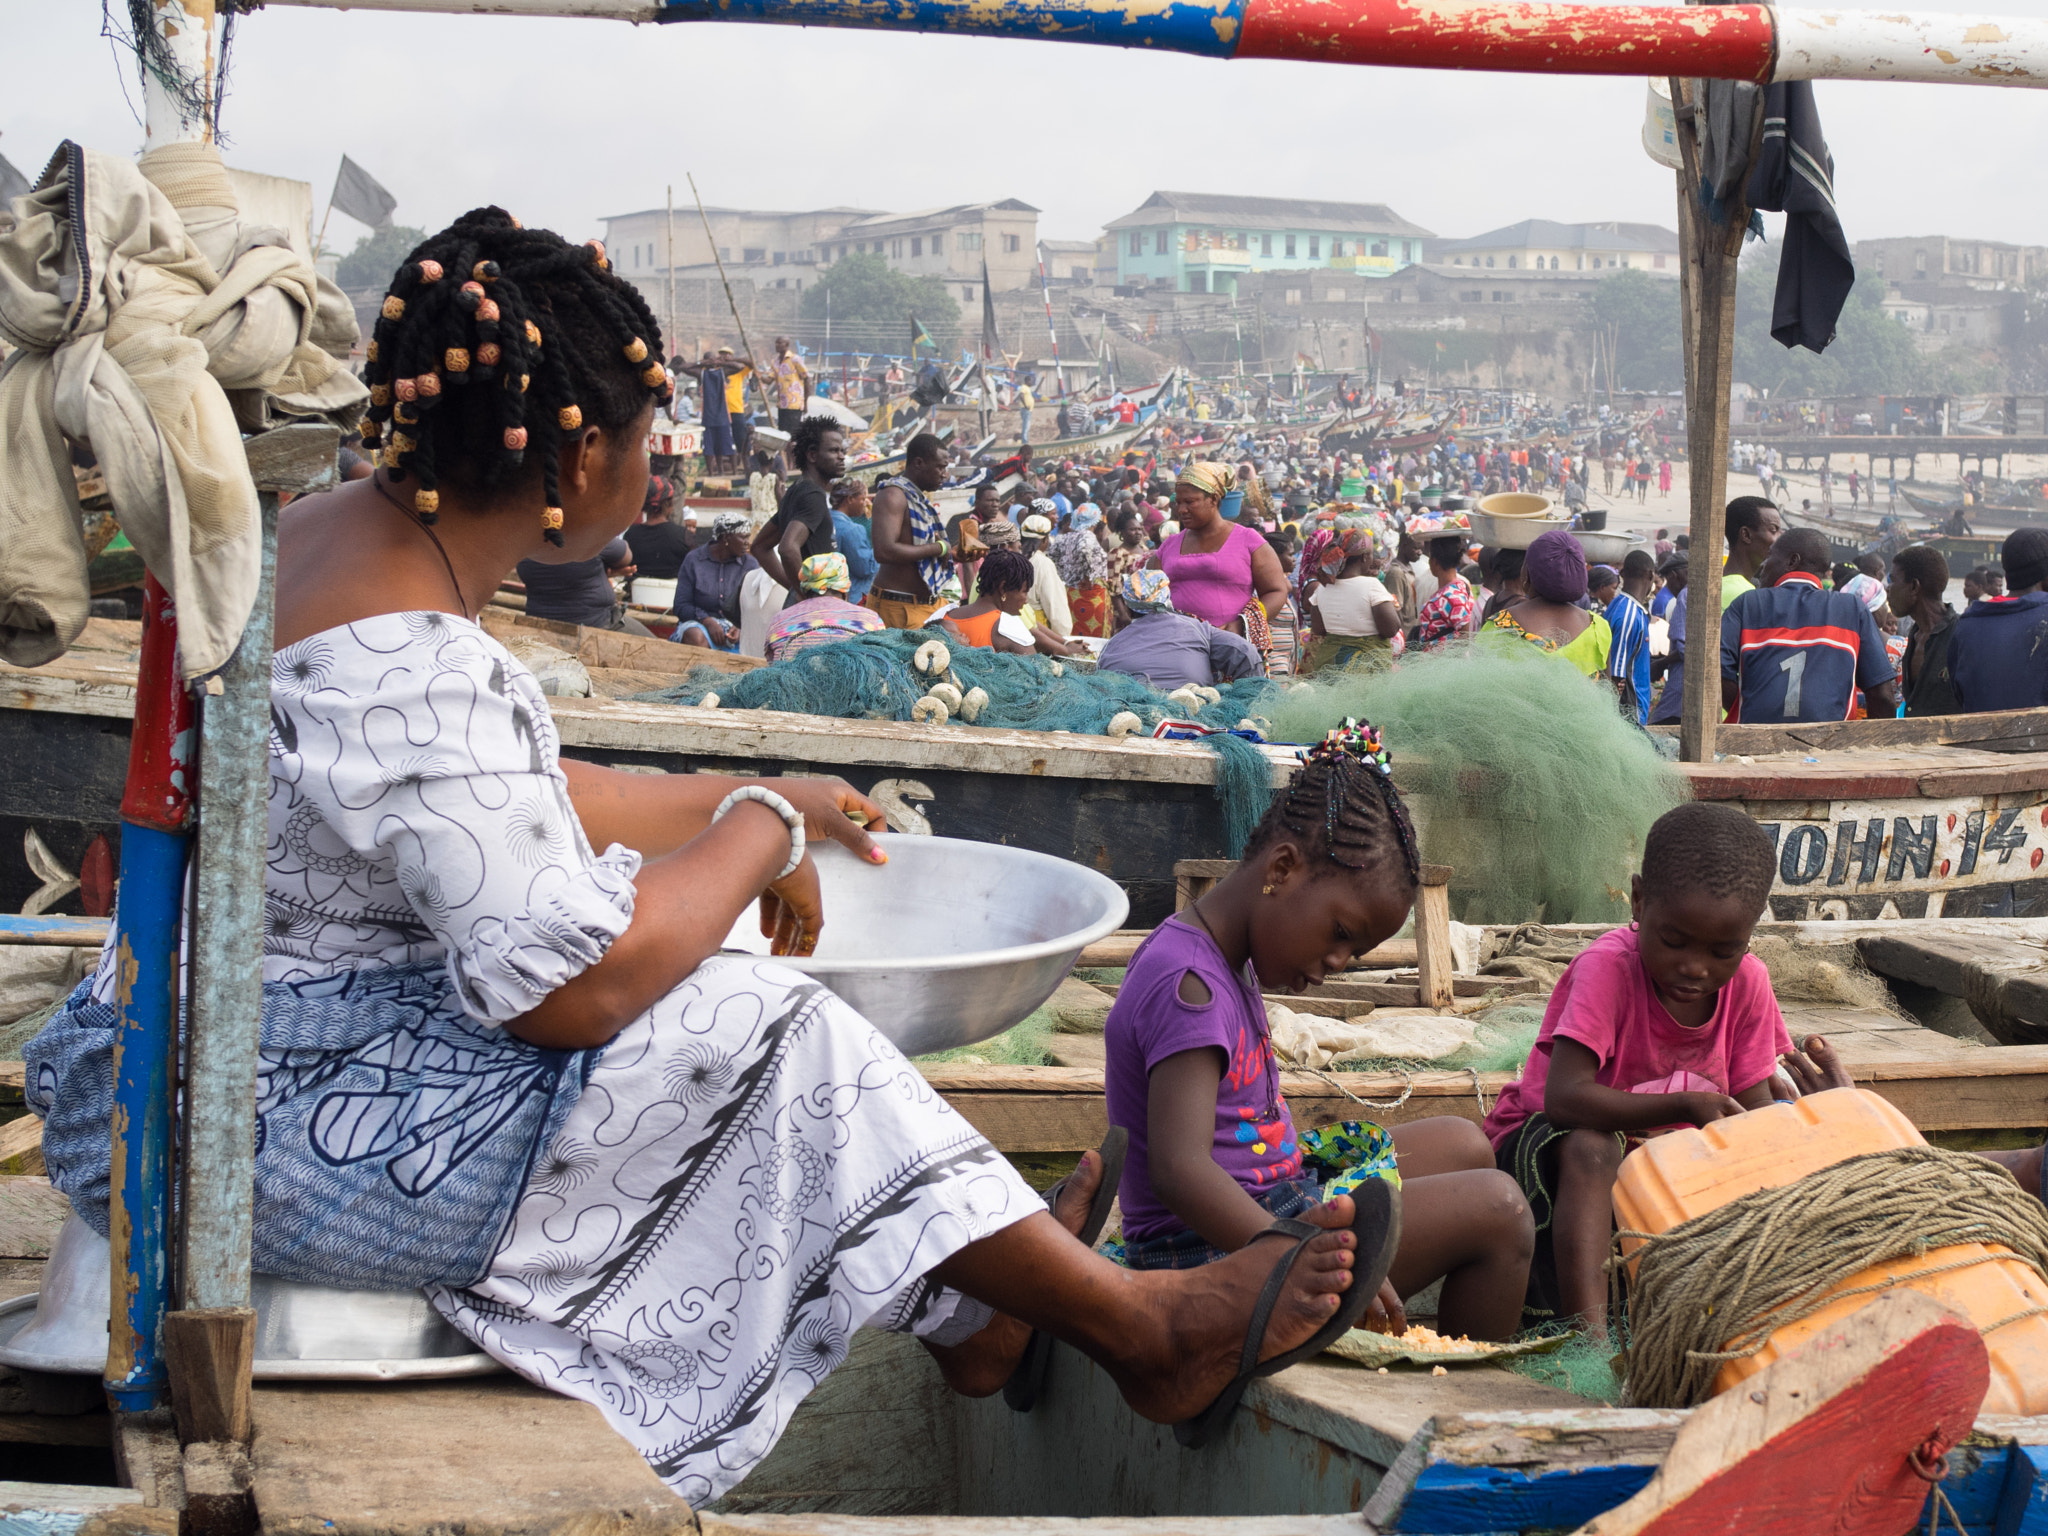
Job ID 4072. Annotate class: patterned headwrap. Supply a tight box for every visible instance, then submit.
[800,553,851,594]
[1176,461,1237,499]
[1029,497,1058,520]
[1319,527,1372,574]
[711,512,751,540]
[1840,572,1887,612]
[1071,502,1104,531]
[980,519,1021,550]
[1120,568,1172,613]
[1296,527,1335,590]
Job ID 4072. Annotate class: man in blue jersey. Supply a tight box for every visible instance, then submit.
[1592,552,1655,726]
[1721,528,1900,723]
[1949,528,2048,713]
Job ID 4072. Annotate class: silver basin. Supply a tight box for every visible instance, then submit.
[719,833,1129,1057]
[0,1215,498,1381]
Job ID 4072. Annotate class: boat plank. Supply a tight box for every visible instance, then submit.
[249,1378,692,1536]
[705,1520,1375,1535]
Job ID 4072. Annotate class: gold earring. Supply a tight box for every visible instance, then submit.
[1262,883,1275,895]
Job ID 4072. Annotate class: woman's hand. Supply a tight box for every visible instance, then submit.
[1363,1278,1407,1336]
[764,776,889,864]
[760,854,823,957]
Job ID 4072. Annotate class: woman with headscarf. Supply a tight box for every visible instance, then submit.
[1303,528,1402,675]
[1840,571,1908,707]
[671,512,761,650]
[1053,503,1113,639]
[1153,462,1292,669]
[1104,508,1150,593]
[765,553,887,662]
[1480,528,1612,683]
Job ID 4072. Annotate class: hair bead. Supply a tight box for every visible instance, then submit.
[445,348,471,373]
[558,405,582,431]
[417,260,444,282]
[472,260,500,283]
[366,339,379,362]
[524,320,542,346]
[414,488,440,519]
[358,421,381,446]
[585,239,608,269]
[477,343,502,366]
[393,402,418,425]
[517,373,530,393]
[640,363,666,388]
[394,377,417,402]
[504,427,528,451]
[416,372,442,398]
[476,298,500,323]
[380,295,406,320]
[389,432,416,457]
[458,281,485,310]
[623,337,648,363]
[542,506,565,547]
[370,384,391,406]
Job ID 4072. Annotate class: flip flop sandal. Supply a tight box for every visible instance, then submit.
[1173,1176,1402,1450]
[1003,1125,1130,1414]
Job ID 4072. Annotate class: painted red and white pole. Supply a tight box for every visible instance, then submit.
[259,0,2048,88]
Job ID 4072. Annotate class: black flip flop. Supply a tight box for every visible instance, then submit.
[1174,1176,1402,1450]
[1003,1125,1130,1413]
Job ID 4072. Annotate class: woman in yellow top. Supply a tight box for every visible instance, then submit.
[1481,529,1614,684]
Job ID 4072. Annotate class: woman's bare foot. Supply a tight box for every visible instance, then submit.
[1782,1034,1856,1095]
[1102,1196,1359,1425]
[924,1149,1108,1396]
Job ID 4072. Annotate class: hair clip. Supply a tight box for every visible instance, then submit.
[417,260,444,283]
[380,295,405,320]
[558,404,582,431]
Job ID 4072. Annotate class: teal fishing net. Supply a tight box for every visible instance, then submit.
[634,633,1688,914]
[633,630,1279,852]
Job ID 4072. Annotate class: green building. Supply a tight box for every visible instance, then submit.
[1104,190,1432,296]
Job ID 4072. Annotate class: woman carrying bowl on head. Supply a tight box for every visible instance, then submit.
[1152,462,1292,671]
[25,210,1378,1511]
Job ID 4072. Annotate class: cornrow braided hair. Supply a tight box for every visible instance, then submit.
[1245,717,1421,885]
[359,209,671,545]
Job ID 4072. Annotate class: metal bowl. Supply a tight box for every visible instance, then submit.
[1573,528,1649,566]
[719,834,1129,1057]
[1466,510,1572,549]
[0,1215,498,1381]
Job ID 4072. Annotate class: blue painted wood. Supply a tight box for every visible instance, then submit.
[0,914,110,945]
[656,0,1248,55]
[103,820,189,1412]
[1994,1444,2048,1536]
[1934,1442,2014,1535]
[1388,1461,1655,1533]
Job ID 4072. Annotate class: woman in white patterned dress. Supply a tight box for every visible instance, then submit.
[28,210,1374,1506]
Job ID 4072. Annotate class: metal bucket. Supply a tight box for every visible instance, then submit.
[719,834,1129,1057]
[0,1216,499,1381]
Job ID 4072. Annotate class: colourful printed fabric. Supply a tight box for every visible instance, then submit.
[766,594,885,661]
[771,353,808,410]
[1485,608,1611,679]
[878,475,954,599]
[1414,575,1477,648]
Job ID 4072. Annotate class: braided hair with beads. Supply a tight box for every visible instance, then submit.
[359,210,671,545]
[1244,718,1421,885]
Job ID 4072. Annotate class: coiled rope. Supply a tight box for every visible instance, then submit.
[1616,1146,2048,1409]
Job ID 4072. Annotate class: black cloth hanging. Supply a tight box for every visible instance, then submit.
[1745,81,1855,354]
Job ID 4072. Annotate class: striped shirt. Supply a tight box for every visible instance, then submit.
[1604,590,1652,726]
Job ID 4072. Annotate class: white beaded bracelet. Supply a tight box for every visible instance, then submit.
[712,785,807,881]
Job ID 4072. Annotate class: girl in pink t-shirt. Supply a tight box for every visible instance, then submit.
[1105,723,1535,1346]
[1483,802,1832,1338]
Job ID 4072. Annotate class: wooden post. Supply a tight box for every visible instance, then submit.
[1668,73,1763,764]
[1414,863,1456,1012]
[162,1307,256,1446]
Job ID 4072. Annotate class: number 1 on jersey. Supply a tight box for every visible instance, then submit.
[1780,648,1807,718]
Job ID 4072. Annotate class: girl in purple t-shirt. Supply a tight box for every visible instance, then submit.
[1105,724,1536,1344]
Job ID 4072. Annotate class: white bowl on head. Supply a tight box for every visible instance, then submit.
[1466,511,1572,549]
[719,834,1129,1057]
[1574,528,1649,566]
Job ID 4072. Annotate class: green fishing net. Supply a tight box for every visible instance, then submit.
[633,631,1687,913]
[1259,648,1690,924]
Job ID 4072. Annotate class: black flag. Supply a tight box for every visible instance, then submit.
[981,258,1000,362]
[330,155,397,230]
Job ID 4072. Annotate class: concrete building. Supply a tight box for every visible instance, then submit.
[1858,235,2046,289]
[1104,191,1432,295]
[1039,239,1099,285]
[1432,219,1678,274]
[602,199,1041,306]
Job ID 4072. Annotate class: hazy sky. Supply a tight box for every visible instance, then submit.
[9,0,2047,260]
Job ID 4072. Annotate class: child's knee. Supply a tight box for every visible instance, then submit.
[1439,1117,1496,1171]
[1560,1128,1625,1176]
[1476,1169,1536,1252]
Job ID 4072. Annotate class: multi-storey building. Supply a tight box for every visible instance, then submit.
[1432,219,1679,274]
[1103,191,1432,296]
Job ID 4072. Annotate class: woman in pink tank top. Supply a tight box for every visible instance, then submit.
[1154,463,1292,636]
